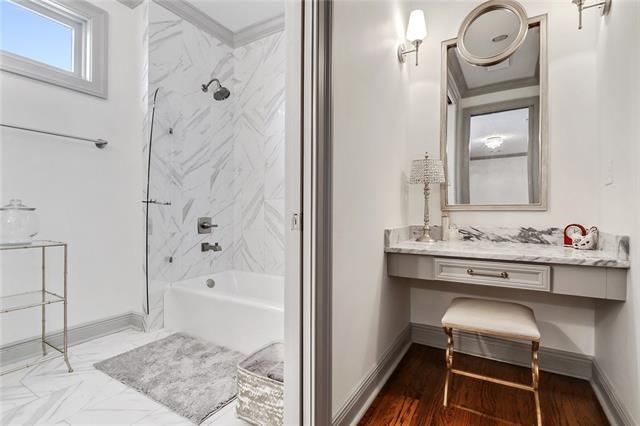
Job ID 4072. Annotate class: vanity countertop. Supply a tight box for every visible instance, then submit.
[385,239,629,268]
[384,226,630,269]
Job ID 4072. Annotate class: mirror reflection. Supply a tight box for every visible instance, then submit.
[443,22,545,208]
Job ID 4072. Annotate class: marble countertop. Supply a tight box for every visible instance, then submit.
[385,240,630,268]
[384,226,630,269]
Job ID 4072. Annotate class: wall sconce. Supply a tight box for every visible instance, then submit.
[572,0,611,29]
[398,10,427,66]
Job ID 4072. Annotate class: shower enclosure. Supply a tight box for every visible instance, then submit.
[142,1,286,340]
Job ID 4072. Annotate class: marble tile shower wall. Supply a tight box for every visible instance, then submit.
[144,3,285,328]
[232,31,286,276]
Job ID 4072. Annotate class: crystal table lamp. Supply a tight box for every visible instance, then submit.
[409,153,446,242]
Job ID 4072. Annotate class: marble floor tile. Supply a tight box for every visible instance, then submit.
[0,370,37,415]
[1,329,251,426]
[64,388,163,425]
[134,406,192,425]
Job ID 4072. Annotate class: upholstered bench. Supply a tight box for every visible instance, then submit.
[441,297,541,426]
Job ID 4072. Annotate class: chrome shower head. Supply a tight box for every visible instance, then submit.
[213,85,230,101]
[201,78,231,101]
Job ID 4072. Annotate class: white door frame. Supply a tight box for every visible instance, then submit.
[284,0,333,424]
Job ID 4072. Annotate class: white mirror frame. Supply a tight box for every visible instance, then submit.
[457,0,529,67]
[440,14,548,211]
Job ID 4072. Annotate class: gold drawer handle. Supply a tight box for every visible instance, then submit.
[466,268,509,279]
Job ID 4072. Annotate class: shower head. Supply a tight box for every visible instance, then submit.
[201,78,231,101]
[213,85,230,101]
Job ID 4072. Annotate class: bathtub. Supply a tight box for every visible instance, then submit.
[164,270,284,354]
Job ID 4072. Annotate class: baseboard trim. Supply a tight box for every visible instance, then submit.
[591,360,635,426]
[411,322,593,380]
[332,325,411,426]
[1,311,145,365]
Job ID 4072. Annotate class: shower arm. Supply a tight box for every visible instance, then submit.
[202,78,221,92]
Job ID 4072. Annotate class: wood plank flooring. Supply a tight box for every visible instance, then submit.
[359,344,608,426]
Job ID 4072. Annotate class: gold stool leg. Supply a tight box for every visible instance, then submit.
[532,341,541,426]
[443,327,454,407]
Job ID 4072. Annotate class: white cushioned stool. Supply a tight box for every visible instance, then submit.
[441,297,541,425]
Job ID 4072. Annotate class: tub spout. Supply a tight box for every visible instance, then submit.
[201,242,222,252]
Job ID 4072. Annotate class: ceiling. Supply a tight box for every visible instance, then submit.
[186,0,284,33]
[452,26,540,91]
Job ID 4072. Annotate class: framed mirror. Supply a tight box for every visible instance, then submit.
[440,7,547,211]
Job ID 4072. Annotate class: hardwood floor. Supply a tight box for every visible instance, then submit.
[359,344,608,426]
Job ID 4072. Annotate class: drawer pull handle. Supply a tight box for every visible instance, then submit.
[466,268,509,279]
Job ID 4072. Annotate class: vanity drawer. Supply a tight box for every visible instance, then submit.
[434,258,550,292]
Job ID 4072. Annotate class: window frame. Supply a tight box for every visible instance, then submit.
[1,0,108,98]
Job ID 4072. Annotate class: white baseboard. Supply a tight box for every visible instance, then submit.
[1,311,145,365]
[332,325,411,426]
[591,360,635,426]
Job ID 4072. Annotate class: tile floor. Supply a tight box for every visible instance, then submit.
[0,329,250,425]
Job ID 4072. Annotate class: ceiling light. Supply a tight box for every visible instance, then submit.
[484,136,504,149]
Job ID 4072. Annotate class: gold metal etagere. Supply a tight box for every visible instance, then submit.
[0,240,73,375]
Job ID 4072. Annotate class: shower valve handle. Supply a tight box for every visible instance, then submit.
[198,217,218,234]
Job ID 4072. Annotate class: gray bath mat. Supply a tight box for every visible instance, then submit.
[94,333,244,424]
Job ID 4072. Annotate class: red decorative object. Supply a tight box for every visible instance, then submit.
[564,224,586,246]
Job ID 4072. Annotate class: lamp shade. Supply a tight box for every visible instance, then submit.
[406,10,427,42]
[409,156,445,184]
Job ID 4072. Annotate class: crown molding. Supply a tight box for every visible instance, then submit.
[152,0,283,48]
[234,14,285,47]
[153,0,234,46]
[115,0,145,9]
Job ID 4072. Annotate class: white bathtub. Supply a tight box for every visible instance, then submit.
[164,270,284,354]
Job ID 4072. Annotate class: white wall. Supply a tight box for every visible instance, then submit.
[593,0,640,422]
[0,1,146,344]
[403,0,604,356]
[331,0,412,417]
[406,0,601,227]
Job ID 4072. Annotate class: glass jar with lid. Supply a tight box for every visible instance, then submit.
[0,199,39,245]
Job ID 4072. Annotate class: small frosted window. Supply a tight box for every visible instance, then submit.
[1,0,74,72]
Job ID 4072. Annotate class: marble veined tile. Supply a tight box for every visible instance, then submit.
[0,371,37,415]
[145,3,285,285]
[0,329,256,426]
[264,199,285,276]
[64,388,163,425]
[134,406,191,425]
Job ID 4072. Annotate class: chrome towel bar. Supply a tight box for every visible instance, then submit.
[1,123,108,149]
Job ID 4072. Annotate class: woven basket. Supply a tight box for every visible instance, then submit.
[236,342,284,426]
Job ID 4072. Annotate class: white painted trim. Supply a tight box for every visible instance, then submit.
[591,360,635,426]
[152,0,283,48]
[0,0,108,98]
[115,0,144,9]
[332,326,412,426]
[152,0,234,46]
[0,311,144,365]
[411,322,593,380]
[234,14,285,47]
[283,1,304,425]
